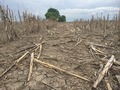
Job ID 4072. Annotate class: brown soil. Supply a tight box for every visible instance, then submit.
[0,23,120,90]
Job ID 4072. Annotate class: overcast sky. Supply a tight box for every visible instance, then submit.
[1,0,120,21]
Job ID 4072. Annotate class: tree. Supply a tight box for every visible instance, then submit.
[45,8,60,21]
[58,15,66,22]
[45,8,66,22]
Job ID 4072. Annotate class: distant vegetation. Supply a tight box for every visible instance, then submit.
[58,15,66,22]
[0,5,119,44]
[45,8,66,22]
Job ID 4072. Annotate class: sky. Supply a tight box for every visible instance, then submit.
[1,0,120,21]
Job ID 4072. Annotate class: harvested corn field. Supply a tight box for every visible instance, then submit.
[0,4,120,90]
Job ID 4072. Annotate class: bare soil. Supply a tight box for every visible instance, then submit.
[0,22,120,90]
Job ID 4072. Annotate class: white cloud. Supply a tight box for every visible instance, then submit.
[60,7,119,15]
[4,0,120,21]
[60,7,120,21]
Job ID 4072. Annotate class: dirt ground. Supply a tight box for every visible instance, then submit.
[0,23,120,90]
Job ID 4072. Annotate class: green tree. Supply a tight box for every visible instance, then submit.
[58,15,66,22]
[45,8,60,21]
